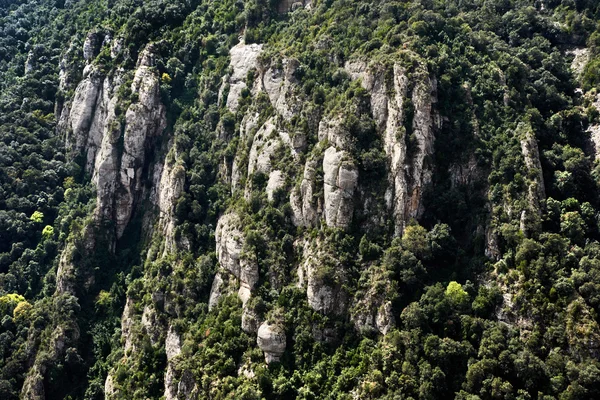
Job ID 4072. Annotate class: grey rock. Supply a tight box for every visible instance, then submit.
[214,213,258,305]
[266,170,285,202]
[257,322,286,363]
[262,58,300,120]
[323,146,358,229]
[345,60,435,236]
[223,42,263,111]
[291,158,320,227]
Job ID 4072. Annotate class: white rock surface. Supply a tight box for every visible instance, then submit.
[212,213,258,306]
[152,157,185,255]
[242,306,262,334]
[323,147,358,229]
[520,125,546,206]
[83,31,100,61]
[567,47,589,78]
[247,117,279,177]
[208,272,226,310]
[318,115,349,149]
[291,158,320,227]
[223,42,263,111]
[297,238,348,315]
[266,170,285,202]
[262,58,300,120]
[257,322,286,364]
[164,325,183,400]
[345,60,435,235]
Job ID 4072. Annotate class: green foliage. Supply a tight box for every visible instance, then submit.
[1,0,600,399]
[445,281,469,306]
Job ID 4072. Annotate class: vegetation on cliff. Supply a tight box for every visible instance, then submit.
[1,1,600,399]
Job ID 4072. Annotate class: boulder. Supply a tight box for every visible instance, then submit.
[257,322,286,364]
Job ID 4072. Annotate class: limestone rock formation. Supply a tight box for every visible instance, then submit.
[266,170,285,202]
[212,213,258,306]
[297,239,349,315]
[345,60,436,235]
[223,41,263,111]
[261,58,300,120]
[323,147,358,229]
[151,154,185,255]
[291,158,320,227]
[351,264,396,335]
[164,325,183,400]
[247,117,279,178]
[257,322,286,363]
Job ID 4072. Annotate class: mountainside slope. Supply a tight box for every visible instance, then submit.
[1,0,600,399]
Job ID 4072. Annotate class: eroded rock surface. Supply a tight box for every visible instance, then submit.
[223,42,263,111]
[323,147,358,229]
[257,322,286,363]
[213,213,258,306]
[345,60,435,235]
[291,158,320,227]
[262,58,300,120]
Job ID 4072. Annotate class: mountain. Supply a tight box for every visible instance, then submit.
[1,0,600,399]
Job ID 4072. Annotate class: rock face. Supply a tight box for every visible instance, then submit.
[212,213,258,305]
[115,47,167,237]
[164,325,182,400]
[222,41,263,111]
[346,60,436,235]
[62,42,167,239]
[247,117,279,178]
[290,158,320,227]
[323,146,358,229]
[151,156,185,255]
[519,124,545,234]
[351,264,396,335]
[257,322,286,363]
[278,0,311,13]
[266,170,285,202]
[567,47,589,79]
[83,31,102,61]
[297,239,348,315]
[261,58,300,120]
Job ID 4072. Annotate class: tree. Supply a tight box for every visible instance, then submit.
[445,281,469,306]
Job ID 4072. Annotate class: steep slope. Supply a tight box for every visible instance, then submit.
[1,1,600,399]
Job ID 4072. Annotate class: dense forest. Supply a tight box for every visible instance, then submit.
[1,0,600,399]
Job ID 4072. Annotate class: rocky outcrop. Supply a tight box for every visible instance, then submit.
[266,170,285,202]
[518,124,545,234]
[222,41,263,111]
[115,47,167,237]
[520,126,545,202]
[122,297,136,353]
[323,147,358,229]
[164,325,182,400]
[291,158,320,227]
[318,115,350,149]
[567,47,589,79]
[211,213,258,306]
[21,367,45,400]
[83,31,102,61]
[141,305,163,346]
[62,43,167,239]
[297,238,348,315]
[247,117,279,178]
[261,58,300,120]
[278,0,311,13]
[351,265,396,335]
[345,59,436,235]
[257,322,286,364]
[242,305,262,334]
[151,153,185,255]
